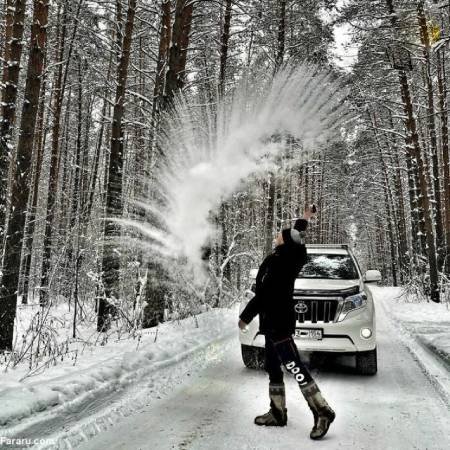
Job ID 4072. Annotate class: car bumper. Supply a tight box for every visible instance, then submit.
[239,305,376,353]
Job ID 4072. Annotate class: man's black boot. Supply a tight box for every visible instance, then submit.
[254,383,287,426]
[300,381,335,439]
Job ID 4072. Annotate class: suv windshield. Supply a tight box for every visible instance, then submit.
[299,254,359,280]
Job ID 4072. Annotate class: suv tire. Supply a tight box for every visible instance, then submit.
[356,347,377,375]
[241,345,265,369]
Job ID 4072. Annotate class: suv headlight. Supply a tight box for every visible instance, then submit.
[338,292,367,322]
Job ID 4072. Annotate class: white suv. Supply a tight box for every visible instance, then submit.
[239,244,379,375]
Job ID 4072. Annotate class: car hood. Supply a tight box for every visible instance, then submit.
[294,278,361,294]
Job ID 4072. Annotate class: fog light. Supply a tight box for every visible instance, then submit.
[361,327,372,339]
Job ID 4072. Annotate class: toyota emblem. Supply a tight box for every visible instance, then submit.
[295,302,308,314]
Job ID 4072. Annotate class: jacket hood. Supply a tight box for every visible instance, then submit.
[275,240,302,254]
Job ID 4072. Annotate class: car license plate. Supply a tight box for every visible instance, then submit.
[294,328,323,340]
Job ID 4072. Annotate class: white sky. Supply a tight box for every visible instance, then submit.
[329,0,360,72]
[332,22,359,71]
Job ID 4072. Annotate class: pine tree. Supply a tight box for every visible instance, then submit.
[0,0,49,351]
[98,0,138,331]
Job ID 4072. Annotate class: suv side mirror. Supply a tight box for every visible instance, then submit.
[364,269,382,283]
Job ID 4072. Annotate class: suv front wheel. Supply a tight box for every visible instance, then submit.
[241,345,265,369]
[356,347,377,375]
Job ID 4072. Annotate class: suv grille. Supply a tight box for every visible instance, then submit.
[293,296,340,323]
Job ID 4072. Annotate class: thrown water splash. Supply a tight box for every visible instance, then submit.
[123,65,350,285]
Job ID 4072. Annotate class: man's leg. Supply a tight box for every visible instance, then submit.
[254,337,287,426]
[270,336,313,386]
[271,336,335,440]
[265,335,284,384]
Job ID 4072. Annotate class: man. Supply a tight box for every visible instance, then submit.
[238,205,335,440]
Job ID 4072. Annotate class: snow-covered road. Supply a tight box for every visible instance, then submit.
[71,291,450,450]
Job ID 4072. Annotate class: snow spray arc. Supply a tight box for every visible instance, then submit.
[119,64,351,286]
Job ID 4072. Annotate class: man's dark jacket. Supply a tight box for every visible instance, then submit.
[239,219,308,337]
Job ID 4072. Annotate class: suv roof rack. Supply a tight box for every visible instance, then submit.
[306,244,349,249]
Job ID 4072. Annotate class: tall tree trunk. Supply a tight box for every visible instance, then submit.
[98,0,137,332]
[164,0,193,100]
[1,0,14,101]
[399,71,439,301]
[21,53,48,304]
[85,48,114,221]
[382,110,408,280]
[0,0,49,351]
[437,48,450,274]
[264,174,276,255]
[142,0,193,328]
[391,133,409,280]
[274,0,287,233]
[154,0,172,106]
[385,0,439,302]
[370,111,398,285]
[80,82,93,217]
[264,0,286,256]
[417,2,445,269]
[115,0,124,63]
[218,0,232,97]
[68,56,84,271]
[0,0,25,244]
[275,0,286,71]
[40,0,84,305]
[38,2,67,305]
[217,0,233,281]
[149,0,171,161]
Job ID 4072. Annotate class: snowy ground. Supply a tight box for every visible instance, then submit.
[374,286,450,371]
[1,287,449,449]
[0,307,237,448]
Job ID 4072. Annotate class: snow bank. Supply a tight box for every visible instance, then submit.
[378,286,450,322]
[0,306,237,429]
[373,286,450,365]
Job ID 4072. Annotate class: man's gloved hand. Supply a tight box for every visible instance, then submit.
[303,204,317,220]
[238,319,248,332]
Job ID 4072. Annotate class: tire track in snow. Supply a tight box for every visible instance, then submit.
[7,333,236,449]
